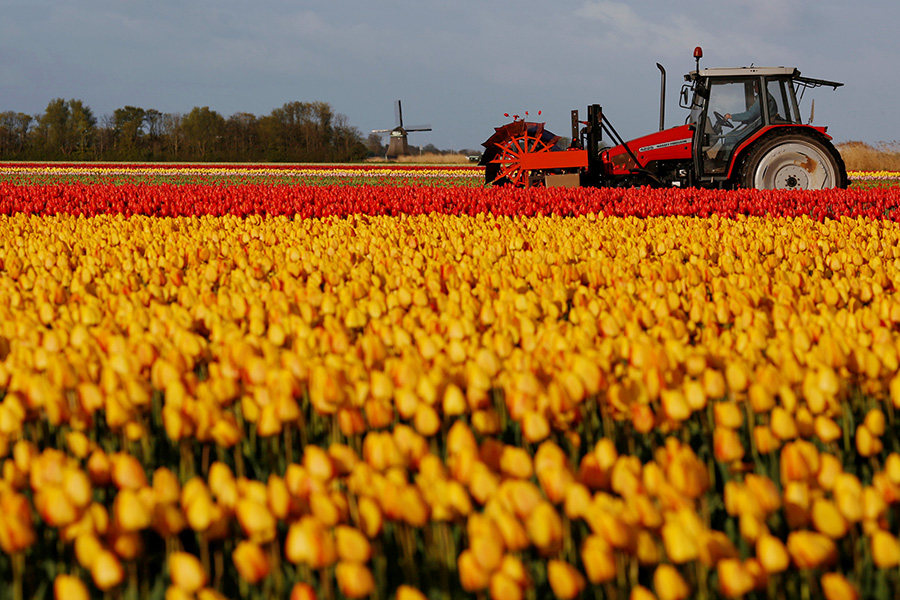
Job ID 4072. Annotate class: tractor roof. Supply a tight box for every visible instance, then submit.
[685,66,843,89]
[691,66,798,78]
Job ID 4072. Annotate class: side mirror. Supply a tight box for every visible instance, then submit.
[679,85,691,109]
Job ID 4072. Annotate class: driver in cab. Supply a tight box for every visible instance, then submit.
[724,81,778,125]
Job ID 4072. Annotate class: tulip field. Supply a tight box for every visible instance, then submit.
[4,163,900,600]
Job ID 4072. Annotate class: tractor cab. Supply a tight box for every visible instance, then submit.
[681,56,844,183]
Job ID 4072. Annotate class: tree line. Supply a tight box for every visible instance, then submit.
[0,99,374,162]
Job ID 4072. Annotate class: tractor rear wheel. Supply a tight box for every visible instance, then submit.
[739,131,848,190]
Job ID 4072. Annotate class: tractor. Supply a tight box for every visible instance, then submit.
[480,47,848,190]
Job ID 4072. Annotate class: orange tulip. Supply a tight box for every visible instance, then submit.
[499,446,533,480]
[547,560,585,600]
[236,498,277,543]
[113,488,152,532]
[713,428,745,463]
[821,572,858,600]
[582,535,616,584]
[811,498,848,539]
[335,561,375,599]
[856,424,883,457]
[289,582,318,600]
[396,585,427,600]
[458,549,490,591]
[0,492,36,554]
[526,501,563,556]
[653,564,689,600]
[630,586,657,600]
[284,516,336,569]
[90,549,124,591]
[54,574,89,600]
[787,531,836,570]
[490,571,522,600]
[110,452,147,490]
[756,534,789,574]
[871,530,900,568]
[335,525,372,564]
[356,495,383,539]
[233,540,270,584]
[169,551,208,593]
[717,559,755,598]
[74,533,104,569]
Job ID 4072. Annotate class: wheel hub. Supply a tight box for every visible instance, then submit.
[772,165,810,190]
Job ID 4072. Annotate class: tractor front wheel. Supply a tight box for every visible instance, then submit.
[740,131,847,190]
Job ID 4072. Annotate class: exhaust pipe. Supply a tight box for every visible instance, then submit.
[657,63,666,131]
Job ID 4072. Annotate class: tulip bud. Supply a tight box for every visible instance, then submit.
[90,549,124,591]
[500,446,533,480]
[54,574,89,600]
[285,516,336,569]
[871,530,900,568]
[769,407,798,441]
[521,411,550,444]
[169,551,208,593]
[547,560,585,600]
[335,561,375,599]
[756,534,789,574]
[581,535,616,584]
[811,498,848,539]
[86,449,112,486]
[630,586,657,600]
[714,428,745,463]
[787,530,836,569]
[653,564,689,600]
[458,549,490,591]
[856,424,883,457]
[717,558,755,598]
[753,425,781,454]
[489,570,522,600]
[864,409,886,436]
[233,541,270,584]
[396,585,427,600]
[821,572,858,600]
[713,402,743,429]
[289,583,317,600]
[526,502,563,556]
[113,488,152,532]
[335,525,372,564]
[110,452,147,490]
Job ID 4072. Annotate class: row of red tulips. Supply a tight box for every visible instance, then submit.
[2,183,900,219]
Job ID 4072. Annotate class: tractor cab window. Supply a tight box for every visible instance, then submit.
[699,78,766,175]
[767,78,800,124]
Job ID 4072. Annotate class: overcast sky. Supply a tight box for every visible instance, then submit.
[1,1,896,151]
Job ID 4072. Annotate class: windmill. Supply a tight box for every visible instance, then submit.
[372,100,432,159]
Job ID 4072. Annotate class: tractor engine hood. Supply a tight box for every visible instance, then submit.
[603,124,693,173]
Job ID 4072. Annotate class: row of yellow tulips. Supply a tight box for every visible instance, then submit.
[2,212,900,599]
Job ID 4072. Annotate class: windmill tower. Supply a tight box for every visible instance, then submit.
[372,100,432,159]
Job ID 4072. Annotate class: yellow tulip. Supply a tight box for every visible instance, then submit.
[821,572,858,600]
[233,540,270,585]
[547,560,585,600]
[871,530,900,568]
[335,561,375,599]
[653,564,689,600]
[756,534,789,574]
[54,574,89,600]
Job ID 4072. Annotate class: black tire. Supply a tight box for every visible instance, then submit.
[739,130,848,190]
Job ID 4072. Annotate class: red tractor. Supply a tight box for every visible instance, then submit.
[480,48,847,190]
